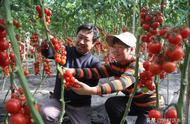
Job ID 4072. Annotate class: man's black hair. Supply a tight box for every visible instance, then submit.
[77,23,99,43]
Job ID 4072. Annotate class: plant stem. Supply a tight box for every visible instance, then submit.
[3,0,44,123]
[57,65,65,124]
[176,43,190,124]
[120,35,140,124]
[155,76,160,108]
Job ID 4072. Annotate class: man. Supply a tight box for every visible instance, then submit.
[40,23,101,124]
[67,32,158,124]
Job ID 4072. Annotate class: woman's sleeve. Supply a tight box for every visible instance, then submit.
[97,68,136,95]
[74,63,124,79]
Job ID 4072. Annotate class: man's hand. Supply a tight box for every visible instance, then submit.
[70,81,97,95]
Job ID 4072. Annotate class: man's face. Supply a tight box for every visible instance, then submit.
[75,29,95,54]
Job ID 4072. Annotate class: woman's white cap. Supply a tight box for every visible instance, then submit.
[106,32,136,47]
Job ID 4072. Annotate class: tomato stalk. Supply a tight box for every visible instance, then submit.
[57,65,65,124]
[38,0,66,123]
[155,76,160,108]
[120,1,139,123]
[184,2,190,123]
[3,0,44,123]
[176,42,190,124]
[120,34,140,124]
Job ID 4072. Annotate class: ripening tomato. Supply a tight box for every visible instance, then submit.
[5,98,21,114]
[148,109,162,119]
[9,113,28,124]
[162,62,176,73]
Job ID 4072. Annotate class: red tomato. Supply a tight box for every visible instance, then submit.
[148,109,162,119]
[55,57,61,63]
[157,16,164,24]
[70,77,76,84]
[151,22,160,29]
[24,70,30,77]
[149,63,162,75]
[180,27,190,39]
[44,8,52,16]
[0,38,9,51]
[51,38,58,45]
[5,98,21,114]
[145,15,152,22]
[165,49,173,60]
[142,24,150,31]
[144,80,155,91]
[9,52,15,60]
[148,42,162,54]
[171,47,184,61]
[162,62,176,73]
[0,58,10,67]
[143,61,151,71]
[9,113,28,124]
[165,107,177,119]
[168,34,182,45]
[160,28,167,36]
[0,51,8,60]
[36,5,41,13]
[0,29,7,38]
[64,70,73,78]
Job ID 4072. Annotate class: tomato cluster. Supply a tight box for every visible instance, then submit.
[33,52,41,75]
[51,37,67,65]
[63,70,81,89]
[36,5,52,25]
[0,19,17,76]
[139,8,190,90]
[42,57,52,76]
[5,87,40,124]
[148,107,178,124]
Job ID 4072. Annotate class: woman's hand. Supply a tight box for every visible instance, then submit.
[70,81,97,95]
